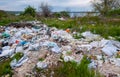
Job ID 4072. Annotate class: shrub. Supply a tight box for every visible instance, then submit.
[108,8,120,16]
[22,6,36,17]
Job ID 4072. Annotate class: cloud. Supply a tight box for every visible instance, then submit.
[0,0,93,11]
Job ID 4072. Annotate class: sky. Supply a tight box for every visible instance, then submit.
[0,0,93,12]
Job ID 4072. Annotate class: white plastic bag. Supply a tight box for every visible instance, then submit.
[102,45,118,56]
[37,62,47,69]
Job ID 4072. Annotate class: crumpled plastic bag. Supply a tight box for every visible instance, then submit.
[88,61,97,69]
[28,43,40,51]
[15,46,23,52]
[64,56,74,62]
[81,31,101,41]
[2,32,10,38]
[0,49,14,57]
[51,46,61,53]
[2,46,10,50]
[36,62,47,69]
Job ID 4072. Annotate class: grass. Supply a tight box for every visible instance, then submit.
[0,52,24,76]
[0,15,35,26]
[40,17,120,41]
[39,58,44,61]
[0,59,13,77]
[11,52,24,61]
[1,15,120,41]
[35,56,103,77]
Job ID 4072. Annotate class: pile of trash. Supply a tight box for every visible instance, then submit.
[1,21,120,77]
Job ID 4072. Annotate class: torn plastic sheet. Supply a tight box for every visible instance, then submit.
[81,31,101,41]
[101,45,119,56]
[43,42,61,53]
[51,46,61,53]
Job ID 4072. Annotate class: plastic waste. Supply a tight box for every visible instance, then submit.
[66,29,70,33]
[62,46,72,51]
[51,46,61,53]
[2,41,9,47]
[81,31,101,41]
[47,42,57,47]
[2,46,10,50]
[45,42,61,53]
[101,45,119,56]
[28,43,40,51]
[0,49,14,57]
[19,41,27,46]
[37,62,47,69]
[15,46,23,52]
[88,61,97,69]
[0,49,2,54]
[90,41,100,48]
[10,59,17,68]
[15,40,20,44]
[10,55,28,68]
[114,58,120,67]
[58,17,65,21]
[2,32,10,38]
[79,44,92,51]
[64,56,74,62]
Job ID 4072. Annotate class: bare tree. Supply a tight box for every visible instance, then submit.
[39,2,52,17]
[91,0,120,16]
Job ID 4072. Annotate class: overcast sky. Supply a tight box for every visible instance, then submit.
[0,0,93,11]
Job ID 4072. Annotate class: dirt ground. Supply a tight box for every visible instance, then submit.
[12,49,48,77]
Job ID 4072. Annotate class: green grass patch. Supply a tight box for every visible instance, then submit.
[0,52,24,76]
[11,52,24,61]
[0,59,13,76]
[39,58,44,61]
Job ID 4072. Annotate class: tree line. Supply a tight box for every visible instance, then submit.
[1,1,120,18]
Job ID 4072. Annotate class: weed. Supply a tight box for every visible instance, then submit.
[39,58,44,61]
[11,52,24,61]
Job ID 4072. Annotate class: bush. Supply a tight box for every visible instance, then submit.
[60,11,70,17]
[53,12,61,18]
[53,11,70,18]
[0,10,8,17]
[108,9,120,16]
[21,6,36,17]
